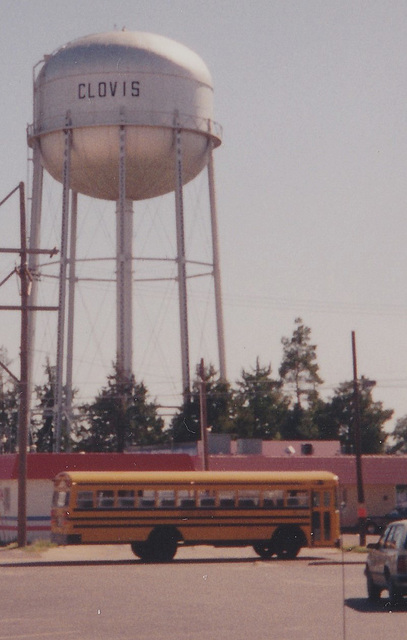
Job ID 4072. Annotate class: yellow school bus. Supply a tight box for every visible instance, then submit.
[51,470,340,561]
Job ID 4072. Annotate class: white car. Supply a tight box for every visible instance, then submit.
[365,519,407,605]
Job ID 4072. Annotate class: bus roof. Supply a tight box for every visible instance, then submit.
[54,470,338,486]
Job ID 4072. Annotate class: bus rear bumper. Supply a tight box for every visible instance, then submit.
[51,533,82,545]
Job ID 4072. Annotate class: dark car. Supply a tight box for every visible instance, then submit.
[365,520,407,605]
[365,506,407,535]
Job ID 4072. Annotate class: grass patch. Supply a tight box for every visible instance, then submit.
[24,539,57,553]
[342,545,368,553]
[0,541,18,551]
[0,539,57,553]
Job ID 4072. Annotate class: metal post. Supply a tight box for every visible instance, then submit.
[207,143,227,380]
[18,182,29,548]
[199,358,209,470]
[116,123,134,381]
[352,331,366,546]
[174,119,191,400]
[54,116,72,451]
[27,142,43,421]
[65,191,78,449]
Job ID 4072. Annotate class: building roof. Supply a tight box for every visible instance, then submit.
[0,453,193,480]
[261,440,341,457]
[204,455,407,486]
[1,451,406,486]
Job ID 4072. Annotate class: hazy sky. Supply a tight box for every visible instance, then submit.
[1,1,407,431]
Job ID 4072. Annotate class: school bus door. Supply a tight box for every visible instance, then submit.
[311,490,332,545]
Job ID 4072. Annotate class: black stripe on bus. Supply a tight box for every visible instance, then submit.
[69,513,309,523]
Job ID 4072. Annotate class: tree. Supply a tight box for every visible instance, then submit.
[324,377,392,454]
[0,347,19,453]
[388,415,407,454]
[32,360,56,452]
[170,364,234,443]
[79,364,167,452]
[31,359,73,452]
[279,318,323,409]
[233,359,289,440]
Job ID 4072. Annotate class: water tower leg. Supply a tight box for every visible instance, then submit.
[27,142,44,422]
[116,124,133,382]
[65,190,78,449]
[54,120,72,452]
[207,143,227,381]
[174,123,191,400]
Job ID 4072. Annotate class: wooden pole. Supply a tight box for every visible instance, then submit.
[352,331,366,546]
[0,182,58,547]
[17,182,28,547]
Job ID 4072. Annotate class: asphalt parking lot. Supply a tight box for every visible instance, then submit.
[3,534,405,640]
[0,533,367,566]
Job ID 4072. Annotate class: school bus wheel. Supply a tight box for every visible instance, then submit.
[253,542,274,559]
[143,526,180,562]
[272,526,306,559]
[130,541,150,560]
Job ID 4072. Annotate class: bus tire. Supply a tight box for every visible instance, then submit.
[145,527,179,562]
[131,542,149,561]
[253,542,274,559]
[272,526,304,559]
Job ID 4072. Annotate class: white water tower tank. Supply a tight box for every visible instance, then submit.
[29,31,222,200]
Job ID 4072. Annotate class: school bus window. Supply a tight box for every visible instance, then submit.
[263,489,284,508]
[97,490,114,508]
[117,490,135,508]
[324,491,331,508]
[198,489,216,508]
[312,512,321,541]
[139,490,155,508]
[77,491,94,509]
[324,512,331,539]
[313,492,320,508]
[219,490,235,508]
[177,489,195,508]
[238,489,260,508]
[158,489,175,508]
[287,491,309,508]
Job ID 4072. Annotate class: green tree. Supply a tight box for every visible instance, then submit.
[170,364,234,443]
[233,359,289,440]
[0,347,19,453]
[31,359,73,452]
[279,318,323,409]
[386,415,407,454]
[324,377,392,454]
[80,364,167,452]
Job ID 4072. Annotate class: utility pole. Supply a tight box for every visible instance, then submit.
[0,182,58,546]
[351,331,366,547]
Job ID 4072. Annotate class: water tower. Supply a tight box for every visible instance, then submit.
[27,31,226,450]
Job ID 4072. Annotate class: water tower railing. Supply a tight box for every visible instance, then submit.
[28,112,222,145]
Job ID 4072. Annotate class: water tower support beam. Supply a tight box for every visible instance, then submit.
[207,143,227,381]
[174,122,191,400]
[116,123,133,381]
[27,142,44,413]
[54,116,72,452]
[65,190,78,449]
